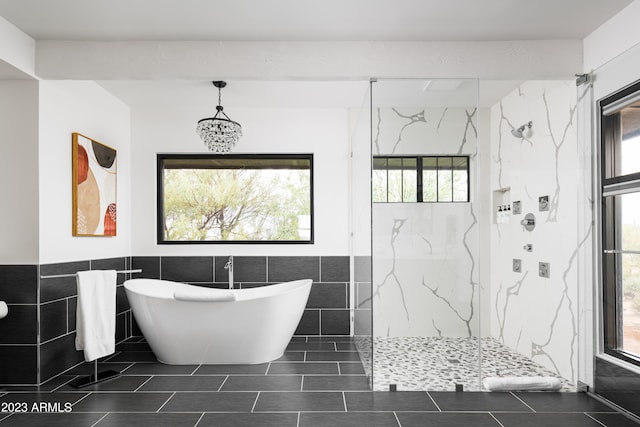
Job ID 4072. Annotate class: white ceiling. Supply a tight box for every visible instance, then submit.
[0,0,632,42]
[0,0,632,108]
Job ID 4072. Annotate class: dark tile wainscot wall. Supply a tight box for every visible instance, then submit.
[0,265,38,385]
[0,258,135,386]
[0,255,350,386]
[131,255,351,336]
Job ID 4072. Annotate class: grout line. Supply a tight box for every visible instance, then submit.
[489,412,506,427]
[118,363,136,374]
[337,363,342,375]
[342,391,348,412]
[70,392,92,408]
[584,413,608,426]
[194,412,206,427]
[425,392,442,412]
[50,376,78,392]
[190,365,201,376]
[393,411,402,426]
[300,376,304,391]
[250,391,260,413]
[155,392,175,413]
[265,362,271,376]
[134,376,154,392]
[510,392,536,413]
[296,412,301,427]
[217,376,229,392]
[90,413,110,427]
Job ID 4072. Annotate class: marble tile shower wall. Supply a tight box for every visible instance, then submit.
[131,255,351,337]
[0,257,133,386]
[489,80,579,384]
[371,106,479,338]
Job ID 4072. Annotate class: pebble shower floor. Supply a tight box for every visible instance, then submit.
[357,336,573,391]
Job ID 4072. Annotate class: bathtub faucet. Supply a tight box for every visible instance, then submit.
[224,256,234,289]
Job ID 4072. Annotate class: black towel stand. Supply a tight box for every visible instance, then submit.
[69,360,120,388]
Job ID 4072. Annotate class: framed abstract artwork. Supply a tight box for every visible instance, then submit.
[72,133,117,236]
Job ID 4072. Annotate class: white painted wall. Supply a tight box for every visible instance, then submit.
[0,80,39,264]
[38,80,131,264]
[130,105,350,256]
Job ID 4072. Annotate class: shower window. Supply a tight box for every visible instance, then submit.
[157,154,313,243]
[373,155,469,203]
[600,79,640,364]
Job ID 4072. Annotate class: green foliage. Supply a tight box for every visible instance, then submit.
[163,168,310,241]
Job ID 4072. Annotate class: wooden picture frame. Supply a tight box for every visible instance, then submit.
[72,133,117,236]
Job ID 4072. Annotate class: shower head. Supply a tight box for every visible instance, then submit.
[511,121,533,138]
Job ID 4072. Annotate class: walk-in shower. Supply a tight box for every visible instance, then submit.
[352,78,580,392]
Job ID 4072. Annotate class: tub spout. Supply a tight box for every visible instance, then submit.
[224,256,234,289]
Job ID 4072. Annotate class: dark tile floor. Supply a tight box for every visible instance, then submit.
[0,336,637,426]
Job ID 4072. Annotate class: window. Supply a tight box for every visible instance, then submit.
[373,156,469,203]
[158,154,313,243]
[600,80,640,364]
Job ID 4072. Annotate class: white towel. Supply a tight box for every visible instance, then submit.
[174,288,236,302]
[75,270,117,362]
[483,376,562,391]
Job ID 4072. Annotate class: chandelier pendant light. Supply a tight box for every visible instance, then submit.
[196,81,242,153]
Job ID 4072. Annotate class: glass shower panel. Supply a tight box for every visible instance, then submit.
[350,81,373,385]
[370,79,480,391]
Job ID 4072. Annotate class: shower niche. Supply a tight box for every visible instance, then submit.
[493,187,511,224]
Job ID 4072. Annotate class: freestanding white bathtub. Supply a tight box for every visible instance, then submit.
[123,278,312,364]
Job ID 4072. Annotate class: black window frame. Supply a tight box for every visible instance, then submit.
[599,79,640,366]
[372,155,470,203]
[157,153,314,244]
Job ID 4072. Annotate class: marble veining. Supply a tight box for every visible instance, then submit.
[531,225,593,382]
[369,218,410,322]
[457,108,478,154]
[495,271,529,343]
[421,205,477,337]
[373,107,382,154]
[436,107,448,132]
[541,89,577,223]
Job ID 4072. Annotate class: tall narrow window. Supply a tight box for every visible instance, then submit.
[158,154,313,243]
[600,80,640,364]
